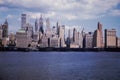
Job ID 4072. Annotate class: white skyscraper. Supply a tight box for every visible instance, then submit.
[45,18,52,37]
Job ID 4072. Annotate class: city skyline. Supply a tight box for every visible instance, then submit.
[0,13,120,49]
[0,0,120,37]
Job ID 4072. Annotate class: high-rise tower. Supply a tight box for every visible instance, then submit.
[35,18,38,32]
[39,15,44,34]
[46,18,50,32]
[21,14,26,29]
[93,22,104,48]
[2,19,8,38]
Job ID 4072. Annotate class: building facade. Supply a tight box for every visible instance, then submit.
[59,25,66,47]
[16,29,32,48]
[50,36,60,47]
[105,29,116,48]
[117,37,120,48]
[85,32,93,48]
[0,25,2,39]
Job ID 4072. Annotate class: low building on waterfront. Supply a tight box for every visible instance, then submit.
[85,32,93,48]
[16,29,32,48]
[50,35,60,48]
[105,29,117,48]
[117,37,120,48]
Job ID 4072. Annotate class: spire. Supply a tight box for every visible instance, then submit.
[35,18,38,32]
[81,28,84,37]
[98,22,102,30]
[4,19,8,25]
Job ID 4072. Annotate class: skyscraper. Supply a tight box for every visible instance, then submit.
[46,18,50,32]
[35,18,38,32]
[98,22,104,47]
[73,28,79,44]
[45,18,51,37]
[59,25,66,47]
[2,19,8,38]
[21,14,26,29]
[66,29,71,47]
[105,29,117,48]
[93,22,103,48]
[39,15,44,34]
[56,21,59,35]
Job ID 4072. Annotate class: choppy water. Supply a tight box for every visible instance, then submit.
[0,52,120,80]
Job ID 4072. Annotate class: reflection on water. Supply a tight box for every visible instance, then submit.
[0,52,120,80]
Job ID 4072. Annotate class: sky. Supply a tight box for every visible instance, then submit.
[0,0,120,37]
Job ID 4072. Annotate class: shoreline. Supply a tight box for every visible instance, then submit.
[0,47,120,52]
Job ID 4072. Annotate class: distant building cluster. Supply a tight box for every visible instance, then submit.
[0,13,120,49]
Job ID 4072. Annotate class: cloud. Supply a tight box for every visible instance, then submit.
[1,0,120,20]
[0,7,8,12]
[0,0,4,4]
[7,14,14,19]
[109,9,120,16]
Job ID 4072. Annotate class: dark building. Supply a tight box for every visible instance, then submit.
[2,19,8,38]
[39,15,44,34]
[35,18,38,32]
[85,32,93,48]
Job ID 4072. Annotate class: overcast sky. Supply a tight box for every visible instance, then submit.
[0,0,120,37]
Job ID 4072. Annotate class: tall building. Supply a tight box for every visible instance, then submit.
[79,32,83,48]
[45,18,52,37]
[35,18,38,32]
[59,25,66,47]
[73,28,78,44]
[21,14,27,29]
[39,15,44,34]
[85,32,93,48]
[56,21,59,35]
[72,28,83,48]
[105,29,117,48]
[2,19,8,38]
[98,22,104,47]
[93,22,103,48]
[66,29,71,47]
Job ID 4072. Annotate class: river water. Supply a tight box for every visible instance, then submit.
[0,52,120,80]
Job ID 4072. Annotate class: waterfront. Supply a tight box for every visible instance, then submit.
[0,52,120,80]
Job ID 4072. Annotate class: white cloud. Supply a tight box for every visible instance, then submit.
[7,14,14,19]
[0,7,8,12]
[2,0,120,20]
[109,10,120,16]
[0,0,4,4]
